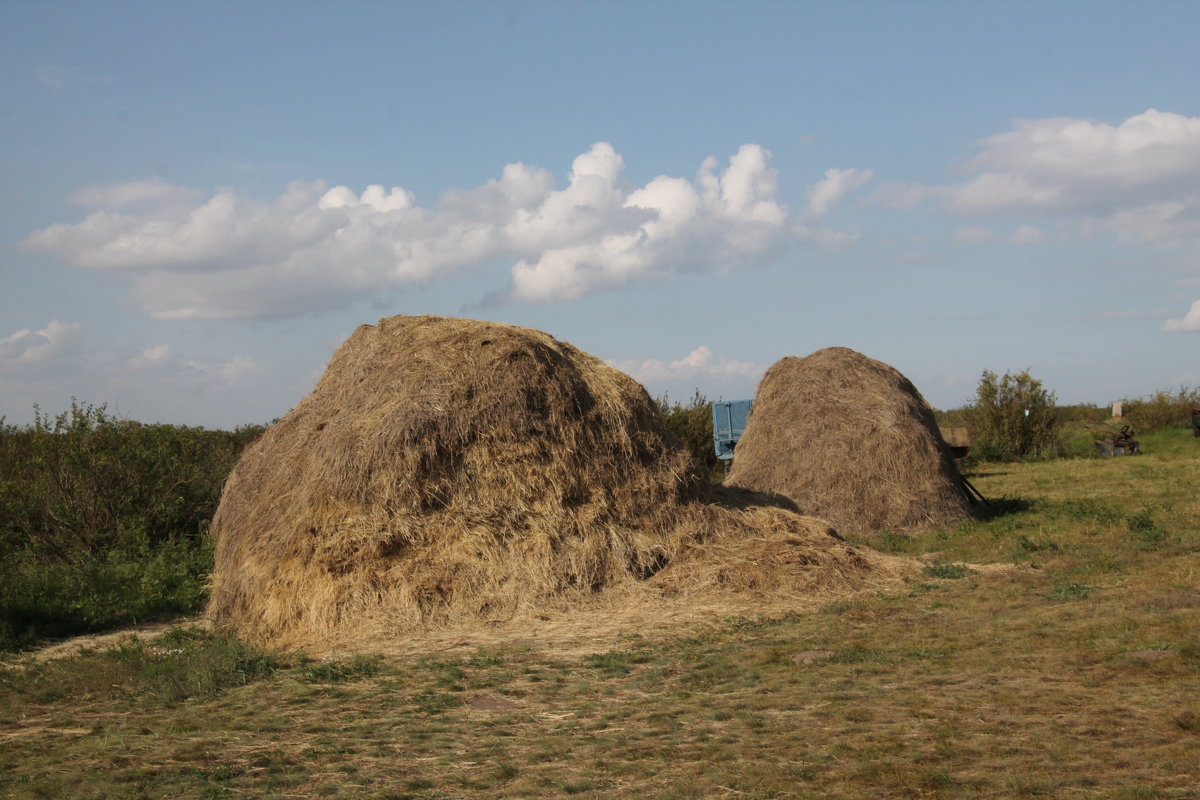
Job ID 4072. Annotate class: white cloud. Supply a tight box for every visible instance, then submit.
[609,346,767,384]
[954,224,1049,245]
[25,144,843,319]
[953,225,997,244]
[1,321,259,391]
[1164,300,1200,332]
[875,109,1200,325]
[876,110,1200,238]
[1010,225,1048,245]
[806,167,874,215]
[36,64,113,89]
[507,144,790,303]
[129,344,172,368]
[0,322,280,427]
[70,179,201,211]
[0,320,82,367]
[183,355,261,383]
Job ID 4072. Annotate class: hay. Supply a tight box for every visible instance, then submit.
[208,317,908,650]
[727,347,973,536]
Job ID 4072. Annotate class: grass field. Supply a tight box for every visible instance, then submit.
[2,428,1198,799]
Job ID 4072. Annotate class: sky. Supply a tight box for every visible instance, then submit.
[3,0,1200,428]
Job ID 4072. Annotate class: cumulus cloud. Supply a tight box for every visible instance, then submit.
[875,109,1200,239]
[0,320,82,367]
[609,346,767,384]
[0,321,259,388]
[1164,300,1200,332]
[128,344,172,368]
[70,179,202,211]
[184,355,261,382]
[955,225,1048,245]
[1011,225,1048,245]
[806,167,874,215]
[25,144,854,319]
[873,109,1200,327]
[508,144,791,302]
[36,64,113,89]
[953,225,997,244]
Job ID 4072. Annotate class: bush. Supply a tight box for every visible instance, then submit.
[971,369,1061,461]
[656,390,720,477]
[0,400,265,650]
[1120,387,1198,433]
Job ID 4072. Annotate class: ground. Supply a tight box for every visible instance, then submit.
[1,428,1197,799]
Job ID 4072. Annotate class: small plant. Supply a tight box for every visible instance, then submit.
[1050,581,1092,601]
[923,562,968,579]
[1126,509,1171,550]
[586,649,650,675]
[831,646,886,664]
[1015,534,1061,554]
[298,654,385,683]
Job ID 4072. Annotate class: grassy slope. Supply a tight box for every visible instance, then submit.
[1,429,1198,799]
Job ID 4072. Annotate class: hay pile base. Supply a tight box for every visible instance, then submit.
[727,347,973,536]
[208,318,910,651]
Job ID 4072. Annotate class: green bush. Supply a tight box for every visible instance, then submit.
[0,400,265,651]
[656,390,720,477]
[1120,387,1198,433]
[970,369,1061,461]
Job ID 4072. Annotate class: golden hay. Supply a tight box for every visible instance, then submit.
[207,317,909,650]
[727,347,973,536]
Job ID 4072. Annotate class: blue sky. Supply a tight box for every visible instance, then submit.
[4,0,1200,427]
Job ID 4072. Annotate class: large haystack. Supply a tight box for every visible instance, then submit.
[727,347,972,535]
[208,318,908,649]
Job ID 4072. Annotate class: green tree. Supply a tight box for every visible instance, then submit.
[972,369,1061,461]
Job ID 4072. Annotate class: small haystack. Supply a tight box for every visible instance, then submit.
[208,318,907,650]
[727,347,972,536]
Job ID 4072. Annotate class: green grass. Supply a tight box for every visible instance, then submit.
[2,428,1198,798]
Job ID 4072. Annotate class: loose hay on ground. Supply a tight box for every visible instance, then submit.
[208,317,912,651]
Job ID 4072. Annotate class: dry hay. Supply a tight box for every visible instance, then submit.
[727,347,972,536]
[207,317,912,651]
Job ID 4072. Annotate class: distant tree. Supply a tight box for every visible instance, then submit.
[972,369,1061,460]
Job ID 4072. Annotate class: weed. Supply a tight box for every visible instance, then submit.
[1126,510,1171,550]
[1015,534,1061,554]
[413,690,463,714]
[1172,711,1200,733]
[298,654,386,683]
[1059,498,1124,525]
[585,649,650,676]
[923,562,968,579]
[831,646,887,664]
[1050,582,1092,601]
[873,530,916,554]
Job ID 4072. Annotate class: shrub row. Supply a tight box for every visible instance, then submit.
[0,401,264,650]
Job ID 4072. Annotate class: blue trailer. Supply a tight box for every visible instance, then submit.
[711,399,753,461]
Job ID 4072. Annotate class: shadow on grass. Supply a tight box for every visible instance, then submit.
[973,496,1032,521]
